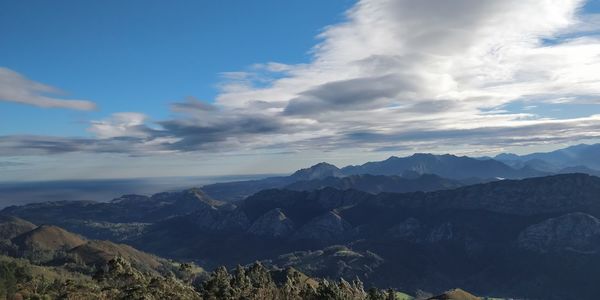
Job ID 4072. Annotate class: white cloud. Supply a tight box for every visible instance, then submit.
[0,67,97,110]
[89,112,151,139]
[208,0,600,153]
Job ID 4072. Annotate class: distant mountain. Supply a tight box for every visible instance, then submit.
[2,187,225,225]
[499,158,560,172]
[341,153,544,179]
[285,173,465,194]
[269,149,600,199]
[186,146,600,224]
[558,165,600,177]
[202,154,534,201]
[289,162,344,180]
[201,162,344,201]
[496,143,600,170]
[375,173,600,215]
[200,176,292,202]
[202,150,600,203]
[0,188,232,244]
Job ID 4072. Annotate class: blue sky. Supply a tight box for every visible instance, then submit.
[1,0,600,180]
[0,0,352,136]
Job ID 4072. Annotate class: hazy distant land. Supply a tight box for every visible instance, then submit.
[0,174,281,208]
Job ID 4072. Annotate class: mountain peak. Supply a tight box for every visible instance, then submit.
[180,188,225,208]
[248,208,295,238]
[293,211,352,241]
[12,224,86,252]
[411,152,436,157]
[343,152,521,179]
[291,162,342,180]
[563,143,592,152]
[312,162,338,168]
[0,215,37,240]
[495,143,600,170]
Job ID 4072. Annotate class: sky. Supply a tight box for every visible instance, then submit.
[1,0,600,181]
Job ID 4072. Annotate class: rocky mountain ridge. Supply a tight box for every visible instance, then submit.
[201,149,600,202]
[4,173,600,298]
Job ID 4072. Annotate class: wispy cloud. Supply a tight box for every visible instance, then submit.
[170,96,218,113]
[0,67,97,110]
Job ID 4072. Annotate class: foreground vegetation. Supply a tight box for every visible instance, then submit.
[3,251,497,300]
[0,253,418,300]
[0,215,480,300]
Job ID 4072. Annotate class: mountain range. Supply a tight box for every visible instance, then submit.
[495,143,600,171]
[201,155,533,202]
[203,143,600,202]
[4,144,600,299]
[4,172,600,299]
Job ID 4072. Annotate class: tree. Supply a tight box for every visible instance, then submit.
[0,261,18,299]
[178,262,196,284]
[246,262,278,299]
[367,287,387,300]
[386,288,396,300]
[201,266,233,300]
[230,265,252,299]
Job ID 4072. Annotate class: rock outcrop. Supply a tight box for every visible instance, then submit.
[293,211,352,241]
[248,208,295,238]
[387,217,422,241]
[518,212,600,253]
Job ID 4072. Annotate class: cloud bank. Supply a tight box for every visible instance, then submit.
[3,0,600,157]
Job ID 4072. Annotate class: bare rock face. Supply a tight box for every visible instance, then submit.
[387,217,422,241]
[293,211,352,241]
[518,212,600,253]
[219,209,250,232]
[387,219,459,244]
[248,208,295,238]
[428,222,454,243]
